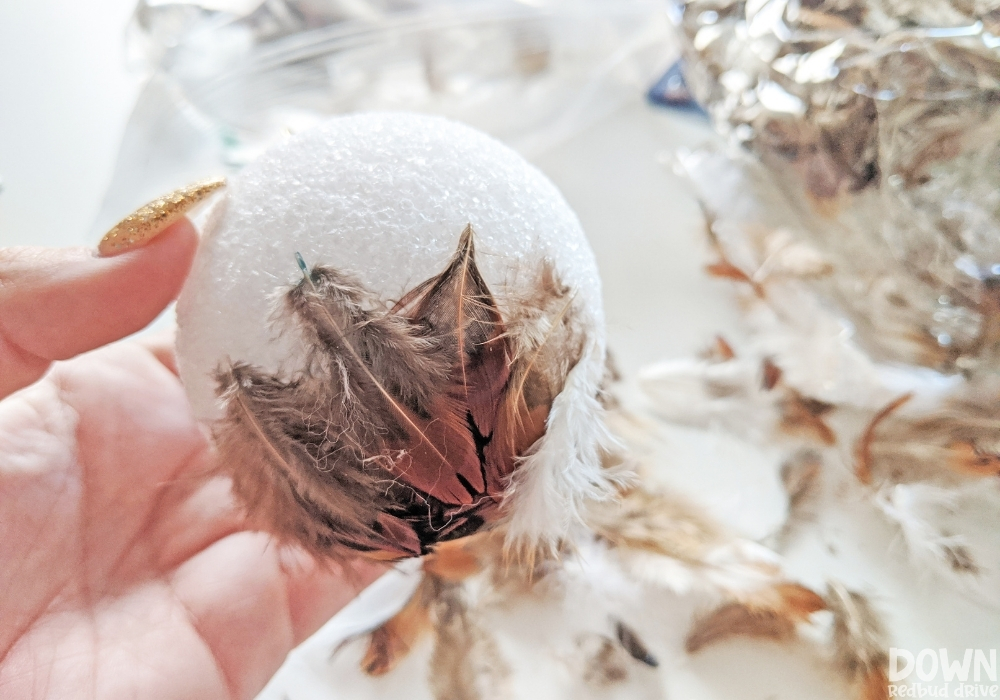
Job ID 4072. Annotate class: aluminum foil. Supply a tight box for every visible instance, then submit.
[674,0,1000,372]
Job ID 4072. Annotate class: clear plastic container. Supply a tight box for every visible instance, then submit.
[93,0,678,235]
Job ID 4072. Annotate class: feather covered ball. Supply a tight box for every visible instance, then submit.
[176,112,616,560]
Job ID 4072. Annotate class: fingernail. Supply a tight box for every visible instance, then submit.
[98,177,226,257]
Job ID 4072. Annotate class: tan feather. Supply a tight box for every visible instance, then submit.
[686,582,826,653]
[779,390,837,445]
[854,393,913,485]
[826,583,890,700]
[588,487,724,565]
[361,579,434,676]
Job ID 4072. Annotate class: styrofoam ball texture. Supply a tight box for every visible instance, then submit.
[176,112,604,420]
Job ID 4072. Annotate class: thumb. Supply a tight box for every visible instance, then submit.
[0,219,198,399]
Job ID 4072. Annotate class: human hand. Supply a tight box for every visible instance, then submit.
[0,211,386,699]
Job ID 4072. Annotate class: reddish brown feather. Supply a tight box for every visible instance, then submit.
[779,390,837,445]
[854,393,913,484]
[361,578,435,675]
[761,357,783,391]
[862,668,890,700]
[391,225,514,502]
[686,582,826,652]
[358,538,488,678]
[212,225,564,559]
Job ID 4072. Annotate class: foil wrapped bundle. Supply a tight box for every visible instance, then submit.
[674,0,1000,372]
[670,0,1000,621]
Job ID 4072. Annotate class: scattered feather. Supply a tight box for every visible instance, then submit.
[875,483,982,587]
[361,577,434,676]
[701,335,737,363]
[825,583,889,700]
[588,487,724,567]
[777,390,836,445]
[854,394,913,485]
[766,449,823,550]
[702,204,766,298]
[685,582,826,652]
[859,388,1000,485]
[427,583,512,700]
[579,634,630,687]
[761,356,783,391]
[614,619,659,667]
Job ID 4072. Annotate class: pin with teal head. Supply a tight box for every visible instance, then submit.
[295,251,318,289]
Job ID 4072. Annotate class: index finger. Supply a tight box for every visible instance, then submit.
[0,218,198,399]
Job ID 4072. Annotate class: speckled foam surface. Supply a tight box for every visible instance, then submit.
[176,112,604,420]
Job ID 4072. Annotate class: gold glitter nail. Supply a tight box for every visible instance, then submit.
[97,177,226,257]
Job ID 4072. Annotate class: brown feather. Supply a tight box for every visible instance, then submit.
[705,261,766,297]
[864,392,1000,484]
[424,538,484,582]
[400,225,515,499]
[579,635,630,686]
[588,487,724,565]
[361,579,434,676]
[211,225,574,559]
[946,441,1000,477]
[686,602,797,652]
[214,364,404,557]
[770,449,823,550]
[702,335,737,362]
[761,357,783,391]
[854,393,913,484]
[779,390,837,445]
[357,529,522,680]
[285,264,473,504]
[685,582,826,653]
[427,579,512,700]
[825,583,890,700]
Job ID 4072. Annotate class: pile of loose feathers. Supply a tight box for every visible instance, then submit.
[671,149,1000,603]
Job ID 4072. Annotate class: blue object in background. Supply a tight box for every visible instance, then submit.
[647,60,707,117]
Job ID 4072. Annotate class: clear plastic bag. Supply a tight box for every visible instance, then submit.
[94,0,674,234]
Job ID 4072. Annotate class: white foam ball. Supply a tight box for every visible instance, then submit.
[176,112,604,420]
[176,112,616,547]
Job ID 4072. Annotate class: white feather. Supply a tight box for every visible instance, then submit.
[874,482,996,602]
[638,356,776,440]
[503,337,624,549]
